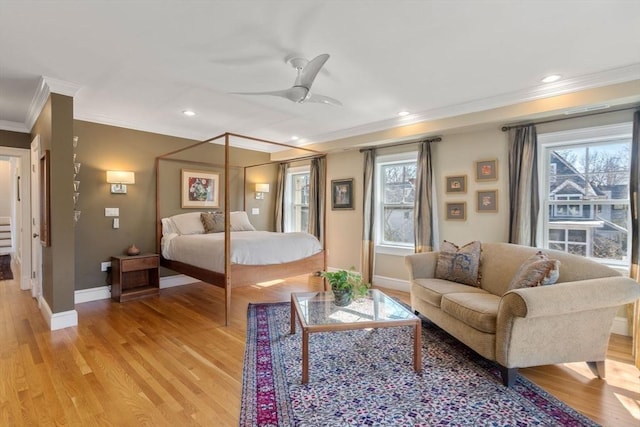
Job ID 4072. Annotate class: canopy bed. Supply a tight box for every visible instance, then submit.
[155,133,326,325]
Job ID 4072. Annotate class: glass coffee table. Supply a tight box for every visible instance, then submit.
[290,289,422,384]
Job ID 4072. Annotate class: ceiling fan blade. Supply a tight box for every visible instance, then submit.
[299,53,330,88]
[232,86,309,103]
[305,93,343,106]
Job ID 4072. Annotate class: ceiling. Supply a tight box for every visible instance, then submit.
[1,1,639,152]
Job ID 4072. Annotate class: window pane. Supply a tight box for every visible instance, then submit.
[549,242,565,251]
[382,163,416,205]
[543,127,631,265]
[567,244,586,256]
[568,230,586,242]
[548,229,565,241]
[382,207,413,244]
[286,171,309,233]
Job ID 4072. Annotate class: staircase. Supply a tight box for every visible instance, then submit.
[0,217,11,255]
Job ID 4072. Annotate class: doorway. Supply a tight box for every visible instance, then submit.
[0,146,31,291]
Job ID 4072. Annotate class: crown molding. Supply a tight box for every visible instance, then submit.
[25,76,81,132]
[0,119,29,133]
[305,63,640,145]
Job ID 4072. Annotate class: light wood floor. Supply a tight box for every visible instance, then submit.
[1,270,638,426]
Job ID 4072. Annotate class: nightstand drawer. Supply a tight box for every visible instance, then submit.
[121,255,159,272]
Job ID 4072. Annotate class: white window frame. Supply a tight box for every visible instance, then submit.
[284,165,309,233]
[374,151,417,254]
[538,122,632,269]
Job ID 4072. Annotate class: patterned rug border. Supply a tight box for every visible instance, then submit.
[240,301,600,427]
[0,254,13,281]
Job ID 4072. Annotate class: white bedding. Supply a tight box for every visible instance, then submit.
[161,231,322,273]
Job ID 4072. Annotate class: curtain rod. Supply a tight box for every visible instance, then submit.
[501,105,640,132]
[359,136,442,152]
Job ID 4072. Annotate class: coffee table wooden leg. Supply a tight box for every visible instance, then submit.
[414,321,422,373]
[301,329,309,384]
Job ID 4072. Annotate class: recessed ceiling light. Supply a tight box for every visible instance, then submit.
[182,110,196,116]
[291,135,299,140]
[398,111,410,117]
[541,74,562,83]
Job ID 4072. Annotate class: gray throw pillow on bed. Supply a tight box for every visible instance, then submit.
[201,212,225,233]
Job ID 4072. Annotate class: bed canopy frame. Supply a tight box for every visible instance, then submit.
[155,132,327,326]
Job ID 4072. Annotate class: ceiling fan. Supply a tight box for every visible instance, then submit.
[233,53,342,106]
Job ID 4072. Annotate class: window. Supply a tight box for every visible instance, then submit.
[376,152,417,248]
[284,166,309,232]
[540,123,632,267]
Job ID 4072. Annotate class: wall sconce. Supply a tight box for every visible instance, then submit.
[106,171,135,194]
[255,183,270,199]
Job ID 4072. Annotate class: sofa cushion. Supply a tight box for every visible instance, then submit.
[412,278,488,307]
[435,240,481,287]
[508,251,560,290]
[441,292,501,334]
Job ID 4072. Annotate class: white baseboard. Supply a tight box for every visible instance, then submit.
[75,286,111,304]
[611,316,630,336]
[372,275,410,293]
[40,295,78,331]
[160,274,198,289]
[74,274,198,304]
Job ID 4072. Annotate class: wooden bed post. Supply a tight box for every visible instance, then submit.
[224,133,231,326]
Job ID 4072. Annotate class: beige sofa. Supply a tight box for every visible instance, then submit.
[405,242,640,386]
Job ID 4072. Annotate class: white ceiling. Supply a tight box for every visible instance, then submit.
[1,1,639,152]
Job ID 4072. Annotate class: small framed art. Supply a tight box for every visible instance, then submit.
[445,202,466,220]
[331,178,354,210]
[181,169,220,208]
[476,190,498,212]
[445,175,467,194]
[475,159,498,181]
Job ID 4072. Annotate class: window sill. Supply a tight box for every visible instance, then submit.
[375,245,414,256]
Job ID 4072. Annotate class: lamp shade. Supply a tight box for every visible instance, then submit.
[255,183,270,193]
[106,171,135,184]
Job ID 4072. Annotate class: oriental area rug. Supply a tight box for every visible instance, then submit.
[240,301,599,427]
[0,254,13,281]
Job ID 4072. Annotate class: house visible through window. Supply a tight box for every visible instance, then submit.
[284,166,309,233]
[375,152,417,248]
[540,123,632,268]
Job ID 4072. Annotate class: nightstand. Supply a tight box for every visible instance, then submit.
[111,253,159,302]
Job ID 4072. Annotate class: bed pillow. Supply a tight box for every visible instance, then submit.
[161,218,177,236]
[435,240,481,287]
[201,212,225,233]
[508,251,560,290]
[170,212,206,235]
[230,211,256,231]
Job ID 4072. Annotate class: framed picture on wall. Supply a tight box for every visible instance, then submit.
[475,159,498,181]
[476,190,498,212]
[445,202,466,221]
[445,175,467,194]
[331,178,354,210]
[181,169,219,208]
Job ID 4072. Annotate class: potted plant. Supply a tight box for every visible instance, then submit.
[321,268,370,306]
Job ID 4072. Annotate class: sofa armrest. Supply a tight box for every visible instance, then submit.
[404,252,438,280]
[500,276,640,319]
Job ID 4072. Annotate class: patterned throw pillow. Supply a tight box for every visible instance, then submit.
[508,251,560,290]
[435,240,482,287]
[200,212,225,233]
